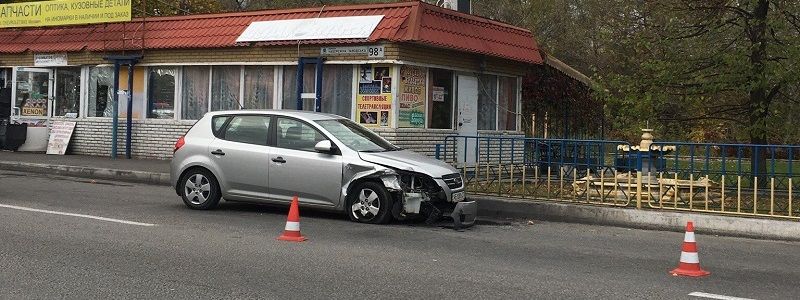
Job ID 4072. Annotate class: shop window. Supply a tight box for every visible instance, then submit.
[13,69,49,118]
[181,66,209,120]
[243,66,274,110]
[498,76,518,131]
[88,66,145,119]
[54,67,81,117]
[428,68,454,129]
[88,66,113,117]
[0,68,8,89]
[118,67,146,119]
[321,65,353,118]
[0,69,9,119]
[147,67,176,119]
[211,66,242,111]
[281,64,316,110]
[477,75,498,130]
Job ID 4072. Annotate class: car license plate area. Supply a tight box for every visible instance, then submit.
[452,191,465,202]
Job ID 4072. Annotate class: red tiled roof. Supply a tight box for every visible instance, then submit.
[0,1,542,64]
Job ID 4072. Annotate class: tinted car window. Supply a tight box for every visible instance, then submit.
[222,115,271,146]
[211,115,230,138]
[316,119,399,152]
[276,117,326,151]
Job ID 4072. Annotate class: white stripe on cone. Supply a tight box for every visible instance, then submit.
[680,251,700,264]
[684,231,696,242]
[285,221,300,231]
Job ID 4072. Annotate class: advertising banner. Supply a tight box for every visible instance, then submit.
[46,121,76,155]
[1,0,132,28]
[398,65,426,128]
[356,64,392,128]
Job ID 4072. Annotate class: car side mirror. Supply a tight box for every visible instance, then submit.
[314,140,335,153]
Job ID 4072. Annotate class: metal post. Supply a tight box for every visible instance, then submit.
[104,55,141,159]
[296,58,304,110]
[111,62,120,159]
[636,171,642,209]
[315,57,324,112]
[125,64,134,159]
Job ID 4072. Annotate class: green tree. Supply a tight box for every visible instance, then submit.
[627,1,800,145]
[131,0,222,17]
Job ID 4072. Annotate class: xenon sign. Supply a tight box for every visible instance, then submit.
[0,0,132,28]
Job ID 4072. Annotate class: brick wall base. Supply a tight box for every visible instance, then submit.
[65,119,523,161]
[64,118,194,160]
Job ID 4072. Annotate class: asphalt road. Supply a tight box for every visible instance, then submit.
[0,170,798,299]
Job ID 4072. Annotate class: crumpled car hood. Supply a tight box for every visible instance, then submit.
[359,150,458,178]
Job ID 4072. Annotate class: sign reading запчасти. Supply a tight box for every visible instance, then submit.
[0,0,131,28]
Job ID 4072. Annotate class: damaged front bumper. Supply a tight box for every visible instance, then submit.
[447,200,477,229]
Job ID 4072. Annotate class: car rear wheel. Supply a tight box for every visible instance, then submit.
[179,169,221,210]
[348,182,393,224]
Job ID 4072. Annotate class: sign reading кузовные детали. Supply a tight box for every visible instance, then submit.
[0,0,131,28]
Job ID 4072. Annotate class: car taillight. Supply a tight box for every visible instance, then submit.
[174,136,185,153]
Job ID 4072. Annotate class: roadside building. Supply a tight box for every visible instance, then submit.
[0,1,542,160]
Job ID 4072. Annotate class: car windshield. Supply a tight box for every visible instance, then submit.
[316,119,400,152]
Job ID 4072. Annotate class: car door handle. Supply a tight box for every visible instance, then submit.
[211,149,225,156]
[272,157,286,163]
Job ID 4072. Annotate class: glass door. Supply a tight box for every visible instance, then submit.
[53,67,81,118]
[14,68,53,121]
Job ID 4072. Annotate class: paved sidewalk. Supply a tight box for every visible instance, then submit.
[0,151,170,185]
[0,151,168,173]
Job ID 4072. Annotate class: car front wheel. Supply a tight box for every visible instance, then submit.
[348,181,393,224]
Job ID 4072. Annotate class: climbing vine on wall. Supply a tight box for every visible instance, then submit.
[522,64,604,140]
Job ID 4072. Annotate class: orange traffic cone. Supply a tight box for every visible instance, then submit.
[277,196,307,242]
[670,221,709,277]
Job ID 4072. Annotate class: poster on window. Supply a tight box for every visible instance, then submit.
[356,64,392,127]
[432,86,445,102]
[398,65,426,128]
[359,65,373,83]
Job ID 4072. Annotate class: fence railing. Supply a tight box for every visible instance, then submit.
[435,136,799,220]
[644,142,799,219]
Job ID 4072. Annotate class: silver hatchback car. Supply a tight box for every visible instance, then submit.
[171,110,476,226]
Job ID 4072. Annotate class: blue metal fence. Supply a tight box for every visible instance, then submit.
[435,136,800,220]
[649,142,799,188]
[438,135,634,173]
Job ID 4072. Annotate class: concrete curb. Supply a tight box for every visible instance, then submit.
[3,160,798,241]
[0,161,170,186]
[475,195,800,242]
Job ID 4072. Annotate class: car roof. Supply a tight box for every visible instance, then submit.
[205,110,346,121]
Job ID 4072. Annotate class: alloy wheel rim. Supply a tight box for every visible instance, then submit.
[351,188,380,221]
[184,174,211,205]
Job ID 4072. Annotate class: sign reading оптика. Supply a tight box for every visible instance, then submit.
[0,0,132,28]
